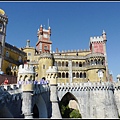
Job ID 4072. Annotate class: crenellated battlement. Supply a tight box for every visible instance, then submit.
[18,64,35,74]
[46,66,58,74]
[39,52,53,59]
[0,84,22,105]
[0,84,21,93]
[17,64,36,82]
[90,36,103,43]
[57,81,114,91]
[53,49,90,53]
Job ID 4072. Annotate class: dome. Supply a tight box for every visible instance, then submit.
[0,9,5,15]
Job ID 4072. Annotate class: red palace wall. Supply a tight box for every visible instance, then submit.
[93,42,104,54]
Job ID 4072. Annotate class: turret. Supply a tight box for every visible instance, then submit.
[46,66,61,118]
[19,64,35,118]
[36,24,52,53]
[17,64,35,82]
[26,39,30,48]
[102,30,107,42]
[0,9,8,72]
[38,52,53,79]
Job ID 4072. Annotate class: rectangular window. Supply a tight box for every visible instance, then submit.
[43,65,45,69]
[6,51,9,57]
[28,52,31,56]
[44,46,48,50]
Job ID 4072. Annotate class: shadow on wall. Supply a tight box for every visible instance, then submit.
[32,95,48,118]
[0,106,13,118]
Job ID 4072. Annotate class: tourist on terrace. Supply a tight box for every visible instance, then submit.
[34,79,38,84]
[40,77,49,85]
[3,78,9,85]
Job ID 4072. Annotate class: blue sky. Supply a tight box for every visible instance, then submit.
[0,1,120,81]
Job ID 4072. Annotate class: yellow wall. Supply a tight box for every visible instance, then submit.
[23,47,35,61]
[2,45,26,75]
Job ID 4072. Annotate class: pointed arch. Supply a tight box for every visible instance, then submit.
[59,92,81,118]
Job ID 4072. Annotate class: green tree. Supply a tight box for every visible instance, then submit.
[69,109,82,118]
[60,103,82,118]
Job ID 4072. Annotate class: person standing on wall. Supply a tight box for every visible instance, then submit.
[3,78,9,85]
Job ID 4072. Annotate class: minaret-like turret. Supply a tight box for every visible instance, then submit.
[0,9,8,72]
[102,30,109,81]
[26,39,30,48]
[102,30,107,41]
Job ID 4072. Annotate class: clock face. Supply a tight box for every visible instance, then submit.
[43,34,48,38]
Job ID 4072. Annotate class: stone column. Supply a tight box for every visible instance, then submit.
[68,60,72,83]
[22,84,34,119]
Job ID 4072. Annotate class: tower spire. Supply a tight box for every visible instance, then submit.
[102,29,107,41]
[48,18,49,28]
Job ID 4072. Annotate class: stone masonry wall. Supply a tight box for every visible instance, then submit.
[57,82,119,118]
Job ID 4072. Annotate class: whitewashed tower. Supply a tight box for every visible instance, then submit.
[18,64,35,118]
[46,66,62,118]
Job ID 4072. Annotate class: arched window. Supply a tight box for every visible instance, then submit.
[6,51,9,57]
[83,62,85,67]
[79,62,82,67]
[72,62,75,67]
[73,73,75,78]
[83,72,86,78]
[58,72,61,78]
[76,62,79,67]
[80,72,82,78]
[101,59,104,65]
[94,59,97,65]
[62,61,64,67]
[66,62,68,67]
[66,73,69,78]
[98,59,101,64]
[58,61,61,67]
[62,72,65,78]
[14,72,16,76]
[91,60,94,65]
[76,72,79,78]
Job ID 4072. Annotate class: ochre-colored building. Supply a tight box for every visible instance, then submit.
[0,9,26,76]
[0,8,110,83]
[22,25,109,83]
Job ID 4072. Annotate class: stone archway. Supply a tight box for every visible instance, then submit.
[34,95,48,118]
[33,104,39,118]
[59,92,81,118]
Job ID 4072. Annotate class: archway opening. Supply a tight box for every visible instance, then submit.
[59,92,82,118]
[33,104,39,118]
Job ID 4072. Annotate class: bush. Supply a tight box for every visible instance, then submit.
[70,109,82,118]
[60,104,82,118]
